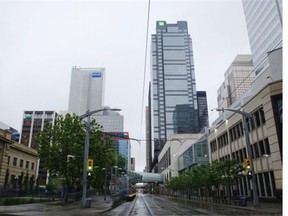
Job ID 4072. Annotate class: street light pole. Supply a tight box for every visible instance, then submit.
[79,108,121,208]
[81,114,91,208]
[213,108,259,208]
[102,168,107,201]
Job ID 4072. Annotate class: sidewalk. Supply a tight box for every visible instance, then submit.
[167,195,283,215]
[243,200,282,215]
[50,194,115,215]
[89,194,114,213]
[0,195,114,216]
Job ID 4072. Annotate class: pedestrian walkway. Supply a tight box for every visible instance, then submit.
[90,194,114,213]
[0,195,114,216]
[166,195,283,215]
[244,200,282,215]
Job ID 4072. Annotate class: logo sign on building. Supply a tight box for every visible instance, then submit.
[157,21,166,27]
[24,114,32,119]
[92,72,101,78]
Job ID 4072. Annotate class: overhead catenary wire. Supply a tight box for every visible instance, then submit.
[137,1,282,139]
[139,0,151,140]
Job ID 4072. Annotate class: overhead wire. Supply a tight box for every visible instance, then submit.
[138,2,282,139]
[139,0,151,140]
[217,40,283,109]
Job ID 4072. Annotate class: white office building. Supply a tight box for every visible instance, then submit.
[68,67,105,116]
[242,0,282,75]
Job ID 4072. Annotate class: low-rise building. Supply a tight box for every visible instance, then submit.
[158,133,203,181]
[0,129,37,188]
[208,47,282,200]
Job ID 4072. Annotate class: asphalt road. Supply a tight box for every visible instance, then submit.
[0,194,282,216]
[103,193,281,216]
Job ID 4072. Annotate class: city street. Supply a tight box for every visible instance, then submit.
[103,193,282,216]
[0,193,282,215]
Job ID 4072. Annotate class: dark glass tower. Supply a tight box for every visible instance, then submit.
[150,21,208,172]
[197,91,209,131]
[151,21,204,140]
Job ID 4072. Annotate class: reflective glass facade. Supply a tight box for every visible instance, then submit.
[151,21,201,143]
[104,132,131,170]
[242,0,282,75]
[197,91,209,131]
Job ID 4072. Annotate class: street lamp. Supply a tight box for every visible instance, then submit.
[212,108,259,208]
[79,108,121,208]
[102,168,107,201]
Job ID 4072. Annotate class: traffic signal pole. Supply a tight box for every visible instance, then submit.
[82,114,91,208]
[242,115,259,208]
[213,108,260,208]
[79,108,121,208]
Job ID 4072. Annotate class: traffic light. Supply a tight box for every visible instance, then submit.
[87,158,93,172]
[244,158,252,176]
[87,171,92,180]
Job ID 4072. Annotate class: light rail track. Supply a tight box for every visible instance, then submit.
[145,195,209,215]
[127,194,153,216]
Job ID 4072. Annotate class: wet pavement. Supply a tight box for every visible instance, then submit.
[0,193,283,215]
[0,195,113,216]
[103,194,283,216]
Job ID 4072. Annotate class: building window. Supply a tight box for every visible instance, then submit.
[31,162,35,170]
[26,161,30,169]
[8,156,10,165]
[13,157,17,166]
[20,159,24,168]
[264,138,271,155]
[259,107,266,124]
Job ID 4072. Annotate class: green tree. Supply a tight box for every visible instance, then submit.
[38,113,123,193]
[220,159,244,197]
[188,167,204,198]
[166,159,244,199]
[46,177,57,200]
[208,161,225,196]
[38,114,96,192]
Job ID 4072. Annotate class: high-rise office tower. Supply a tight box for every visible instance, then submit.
[217,54,255,109]
[150,21,208,172]
[242,0,282,75]
[145,105,152,172]
[68,67,105,116]
[19,110,57,185]
[20,111,57,149]
[102,132,131,170]
[196,91,209,132]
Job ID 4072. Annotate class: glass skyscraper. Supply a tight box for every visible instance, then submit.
[103,132,131,170]
[150,21,208,171]
[242,0,282,75]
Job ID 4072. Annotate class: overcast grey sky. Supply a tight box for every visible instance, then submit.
[0,0,252,171]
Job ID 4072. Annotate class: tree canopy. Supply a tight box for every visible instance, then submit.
[166,159,244,197]
[37,114,126,192]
